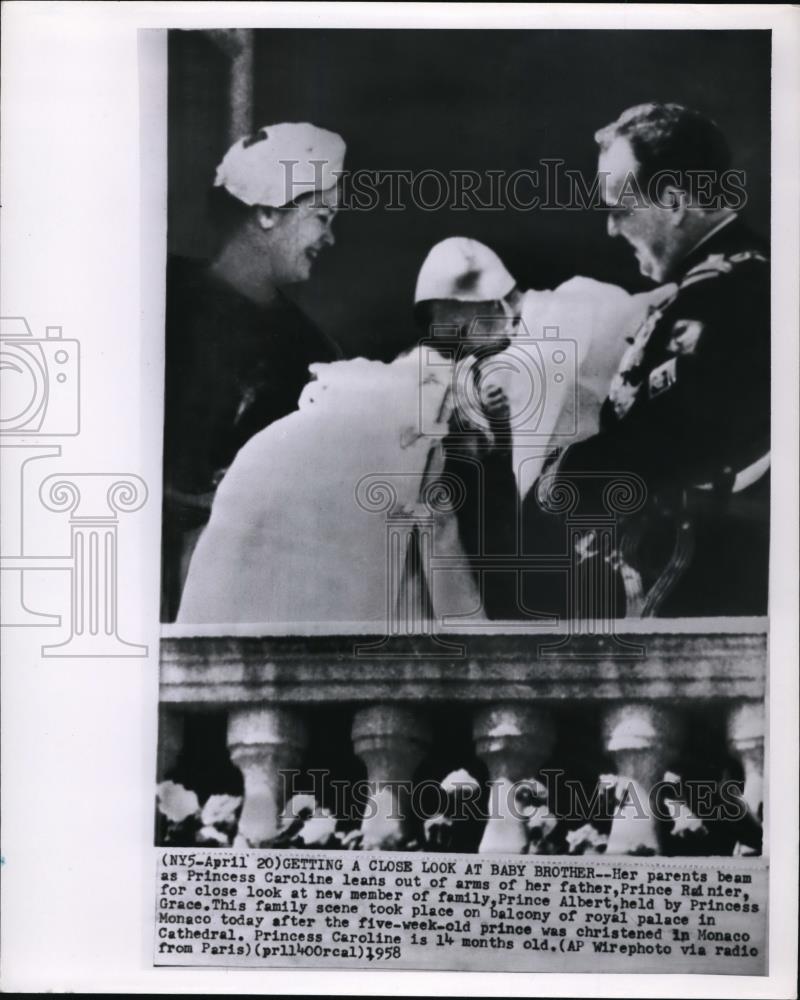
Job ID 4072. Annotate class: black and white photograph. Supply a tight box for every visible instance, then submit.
[1,3,797,994]
[159,28,771,629]
[153,24,773,972]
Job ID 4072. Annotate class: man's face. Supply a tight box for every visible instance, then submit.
[599,137,679,282]
[266,188,338,285]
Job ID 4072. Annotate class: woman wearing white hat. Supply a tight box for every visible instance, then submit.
[162,122,346,619]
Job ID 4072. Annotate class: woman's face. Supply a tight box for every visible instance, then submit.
[257,188,339,286]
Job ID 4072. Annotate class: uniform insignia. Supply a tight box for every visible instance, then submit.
[686,253,733,277]
[667,319,704,355]
[683,250,767,289]
[607,303,668,419]
[729,251,768,265]
[681,253,735,289]
[649,358,677,398]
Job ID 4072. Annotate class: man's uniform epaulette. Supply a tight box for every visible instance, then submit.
[605,244,769,422]
[680,249,769,288]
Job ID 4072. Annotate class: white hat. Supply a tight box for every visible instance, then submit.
[414,237,516,304]
[214,122,346,207]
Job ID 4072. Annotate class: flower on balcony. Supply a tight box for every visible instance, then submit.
[660,775,707,841]
[271,794,340,849]
[667,801,708,839]
[567,823,609,855]
[297,813,338,846]
[421,769,482,852]
[597,773,627,803]
[197,825,229,846]
[514,777,565,854]
[156,781,242,847]
[201,794,242,828]
[156,780,200,823]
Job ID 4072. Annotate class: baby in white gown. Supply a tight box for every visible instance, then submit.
[177,238,673,627]
[177,346,481,626]
[489,277,675,501]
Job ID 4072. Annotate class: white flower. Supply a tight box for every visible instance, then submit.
[197,825,229,846]
[298,812,337,846]
[666,800,707,837]
[156,781,200,823]
[201,794,242,827]
[567,823,608,854]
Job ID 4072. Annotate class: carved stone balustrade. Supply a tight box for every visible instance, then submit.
[727,699,765,819]
[473,704,555,854]
[602,702,679,855]
[351,705,431,850]
[227,706,307,846]
[158,620,767,855]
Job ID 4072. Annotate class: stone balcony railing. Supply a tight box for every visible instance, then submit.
[158,618,766,854]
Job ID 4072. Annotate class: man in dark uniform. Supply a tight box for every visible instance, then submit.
[530,103,769,618]
[161,122,345,619]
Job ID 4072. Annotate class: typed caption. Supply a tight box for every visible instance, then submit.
[155,850,767,974]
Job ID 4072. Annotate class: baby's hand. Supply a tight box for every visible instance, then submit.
[480,381,511,423]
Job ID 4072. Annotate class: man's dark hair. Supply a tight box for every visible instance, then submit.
[595,102,732,201]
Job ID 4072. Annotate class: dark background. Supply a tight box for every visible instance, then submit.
[168,29,771,361]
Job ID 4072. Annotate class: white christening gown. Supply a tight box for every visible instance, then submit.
[177,279,674,627]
